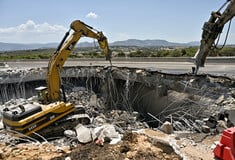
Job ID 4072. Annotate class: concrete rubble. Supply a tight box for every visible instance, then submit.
[0,66,235,159]
[75,124,93,143]
[160,121,174,134]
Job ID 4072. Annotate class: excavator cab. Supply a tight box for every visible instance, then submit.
[35,86,48,104]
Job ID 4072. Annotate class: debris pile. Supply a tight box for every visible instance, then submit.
[1,67,235,159]
[0,88,184,159]
[67,87,149,131]
[146,75,235,135]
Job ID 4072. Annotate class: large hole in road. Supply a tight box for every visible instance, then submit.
[1,66,235,129]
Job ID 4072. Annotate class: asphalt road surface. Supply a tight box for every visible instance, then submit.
[4,60,235,77]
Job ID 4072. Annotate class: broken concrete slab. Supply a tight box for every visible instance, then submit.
[93,114,107,125]
[216,120,228,133]
[224,104,235,125]
[0,121,3,130]
[92,124,121,144]
[64,130,76,138]
[215,95,225,104]
[201,125,210,133]
[75,124,92,144]
[160,121,174,134]
[89,94,97,107]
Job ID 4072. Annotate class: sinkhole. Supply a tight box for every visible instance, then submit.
[0,66,234,129]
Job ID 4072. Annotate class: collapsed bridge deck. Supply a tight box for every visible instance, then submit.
[1,66,235,128]
[1,65,235,159]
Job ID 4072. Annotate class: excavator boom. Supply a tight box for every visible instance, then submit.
[194,0,235,74]
[46,20,112,102]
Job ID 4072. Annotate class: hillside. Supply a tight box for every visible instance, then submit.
[0,39,199,51]
[111,39,199,47]
[0,42,58,51]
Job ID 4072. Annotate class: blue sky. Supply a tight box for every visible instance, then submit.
[1,0,234,44]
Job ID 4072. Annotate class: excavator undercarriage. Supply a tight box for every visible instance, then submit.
[2,101,90,138]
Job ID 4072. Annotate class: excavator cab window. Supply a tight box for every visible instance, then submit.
[35,86,48,104]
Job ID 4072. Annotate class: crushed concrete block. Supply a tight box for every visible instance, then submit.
[117,112,129,121]
[132,111,139,117]
[215,95,225,104]
[205,116,217,129]
[224,105,235,125]
[90,94,97,107]
[201,125,210,133]
[64,130,76,138]
[92,124,121,144]
[216,120,228,133]
[93,115,107,125]
[136,70,143,74]
[160,121,174,134]
[75,124,92,143]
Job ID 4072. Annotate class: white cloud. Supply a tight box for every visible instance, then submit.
[0,20,67,43]
[86,12,98,19]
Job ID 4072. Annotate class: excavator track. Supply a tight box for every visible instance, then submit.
[35,113,91,138]
[3,104,91,139]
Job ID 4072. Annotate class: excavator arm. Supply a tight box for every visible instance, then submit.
[46,20,112,102]
[194,0,235,74]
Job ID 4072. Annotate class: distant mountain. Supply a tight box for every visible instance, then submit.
[0,42,58,51]
[0,39,200,51]
[186,41,200,46]
[77,42,95,48]
[111,39,199,47]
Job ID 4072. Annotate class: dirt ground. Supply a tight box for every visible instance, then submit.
[0,129,221,160]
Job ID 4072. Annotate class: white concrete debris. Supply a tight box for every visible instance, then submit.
[93,114,107,125]
[65,157,71,160]
[64,130,76,138]
[72,124,122,145]
[201,125,210,133]
[215,95,225,104]
[0,120,3,130]
[216,120,228,133]
[75,124,93,144]
[224,104,235,125]
[92,124,122,145]
[89,94,97,107]
[160,121,174,134]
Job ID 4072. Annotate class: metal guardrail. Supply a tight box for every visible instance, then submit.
[2,57,235,63]
[74,57,235,63]
[70,56,235,63]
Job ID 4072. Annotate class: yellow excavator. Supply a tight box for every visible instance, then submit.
[2,20,112,137]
